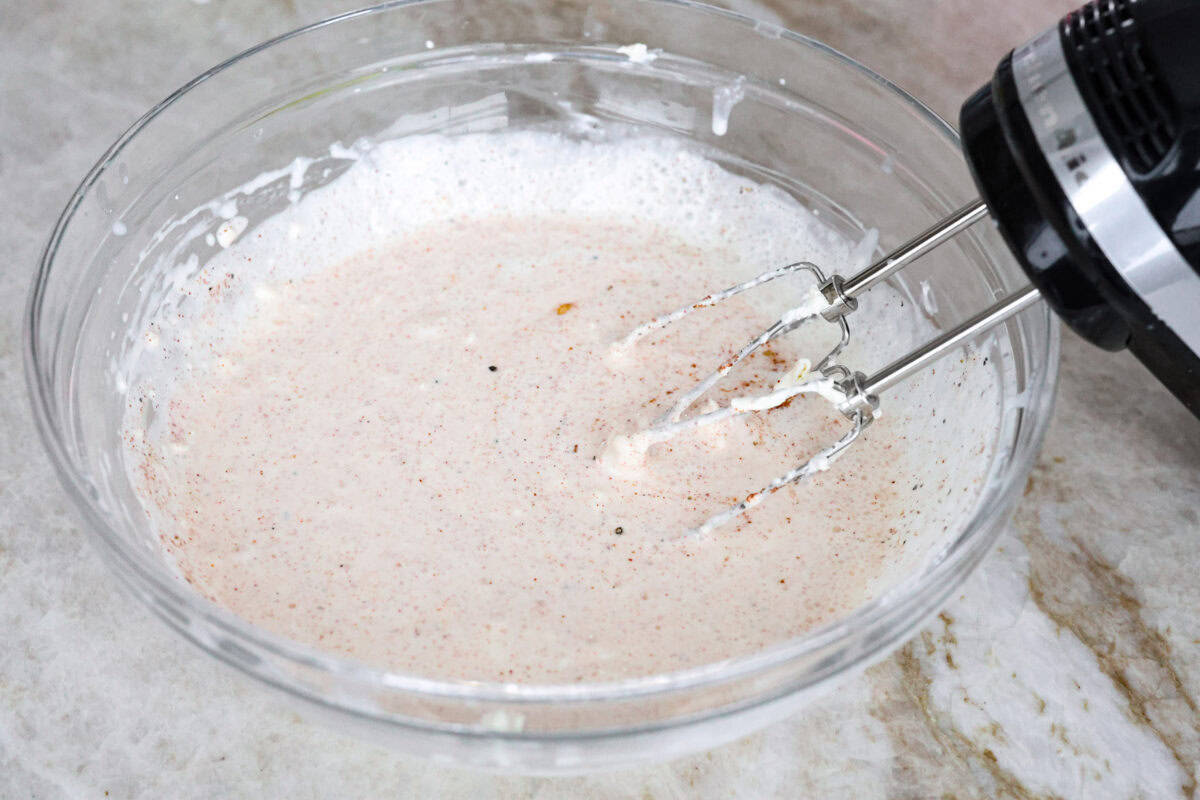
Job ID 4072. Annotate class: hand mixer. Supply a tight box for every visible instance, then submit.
[624,0,1200,535]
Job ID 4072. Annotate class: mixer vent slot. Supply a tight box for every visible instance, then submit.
[1061,0,1177,173]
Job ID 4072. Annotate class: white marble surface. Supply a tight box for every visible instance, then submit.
[2,1,1199,797]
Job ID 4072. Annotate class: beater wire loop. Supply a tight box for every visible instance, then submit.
[684,411,869,538]
[631,261,851,424]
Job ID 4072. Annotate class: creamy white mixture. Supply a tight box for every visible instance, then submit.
[123,131,999,682]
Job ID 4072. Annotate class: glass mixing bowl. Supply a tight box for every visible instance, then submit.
[25,0,1058,773]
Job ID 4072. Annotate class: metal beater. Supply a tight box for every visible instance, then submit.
[625,0,1200,534]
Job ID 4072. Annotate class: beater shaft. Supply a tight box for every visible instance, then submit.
[821,199,989,320]
[837,284,1042,417]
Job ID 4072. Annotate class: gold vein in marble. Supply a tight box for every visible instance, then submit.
[1025,531,1200,797]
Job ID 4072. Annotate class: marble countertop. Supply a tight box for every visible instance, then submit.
[2,0,1198,797]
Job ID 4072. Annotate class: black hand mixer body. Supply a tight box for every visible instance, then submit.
[962,0,1200,414]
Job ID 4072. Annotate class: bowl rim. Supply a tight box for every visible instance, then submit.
[24,0,1060,723]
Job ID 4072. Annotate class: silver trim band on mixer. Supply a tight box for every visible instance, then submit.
[1012,28,1200,357]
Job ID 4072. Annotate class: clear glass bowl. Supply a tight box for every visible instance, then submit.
[25,0,1059,773]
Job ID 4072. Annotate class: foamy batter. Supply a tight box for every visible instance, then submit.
[123,131,999,682]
